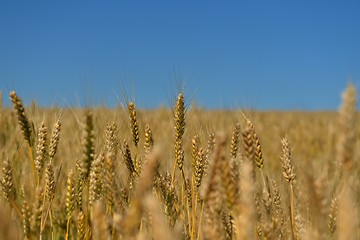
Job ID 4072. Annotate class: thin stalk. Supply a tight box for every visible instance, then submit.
[171,161,177,186]
[190,175,200,240]
[260,169,267,189]
[290,183,295,239]
[28,145,38,186]
[197,201,205,240]
[180,173,192,238]
[9,197,23,221]
[65,217,71,240]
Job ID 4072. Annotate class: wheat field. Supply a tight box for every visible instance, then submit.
[0,84,359,240]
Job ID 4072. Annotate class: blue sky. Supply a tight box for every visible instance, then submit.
[0,1,359,110]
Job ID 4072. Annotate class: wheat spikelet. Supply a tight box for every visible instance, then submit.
[127,102,140,148]
[105,122,117,156]
[144,124,154,157]
[9,91,33,146]
[185,178,192,209]
[174,93,185,141]
[220,209,233,240]
[261,179,274,239]
[155,172,179,227]
[253,129,264,170]
[174,93,186,173]
[81,111,95,181]
[242,118,254,163]
[194,148,205,189]
[229,157,240,201]
[207,133,216,156]
[77,210,86,240]
[49,119,61,160]
[271,180,285,233]
[75,163,85,211]
[219,136,238,210]
[104,123,117,214]
[45,159,55,201]
[65,170,75,219]
[280,137,296,182]
[191,134,200,169]
[122,140,137,177]
[1,158,15,202]
[175,139,185,171]
[230,123,241,159]
[31,186,43,234]
[175,140,185,171]
[89,153,104,206]
[204,133,216,176]
[21,187,31,240]
[328,197,337,235]
[35,122,48,177]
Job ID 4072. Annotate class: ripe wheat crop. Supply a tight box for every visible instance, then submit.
[0,84,359,240]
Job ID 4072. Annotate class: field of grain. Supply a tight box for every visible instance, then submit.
[0,84,359,240]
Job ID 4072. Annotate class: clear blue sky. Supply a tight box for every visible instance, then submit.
[1,1,359,110]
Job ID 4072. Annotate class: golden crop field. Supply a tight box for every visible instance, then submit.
[0,84,359,240]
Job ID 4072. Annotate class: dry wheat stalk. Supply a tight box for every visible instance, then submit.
[338,183,359,240]
[143,194,174,240]
[235,157,256,240]
[280,137,296,238]
[92,201,111,240]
